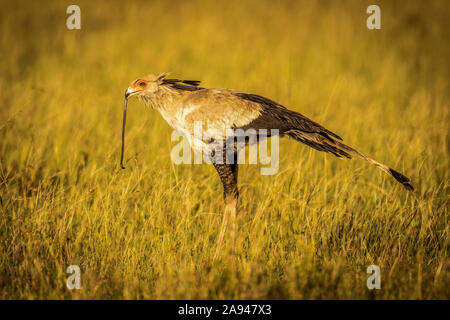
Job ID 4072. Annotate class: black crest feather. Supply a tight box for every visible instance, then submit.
[162,78,202,91]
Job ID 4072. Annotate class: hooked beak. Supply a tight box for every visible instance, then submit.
[125,87,141,98]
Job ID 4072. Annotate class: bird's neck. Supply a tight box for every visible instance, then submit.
[140,86,185,113]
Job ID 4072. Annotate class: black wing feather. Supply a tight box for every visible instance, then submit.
[233,92,343,141]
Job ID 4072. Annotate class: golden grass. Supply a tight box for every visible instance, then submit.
[0,0,448,299]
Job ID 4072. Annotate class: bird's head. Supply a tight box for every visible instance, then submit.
[120,73,169,170]
[125,73,168,98]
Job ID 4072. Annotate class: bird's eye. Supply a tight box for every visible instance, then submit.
[138,81,146,87]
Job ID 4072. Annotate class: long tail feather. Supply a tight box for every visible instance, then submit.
[287,130,414,191]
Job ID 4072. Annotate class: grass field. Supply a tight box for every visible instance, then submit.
[0,0,448,299]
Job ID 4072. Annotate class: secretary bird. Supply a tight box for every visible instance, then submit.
[121,73,413,259]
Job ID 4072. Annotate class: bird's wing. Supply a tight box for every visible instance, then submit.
[180,89,350,158]
[233,92,342,140]
[181,89,263,138]
[182,89,341,139]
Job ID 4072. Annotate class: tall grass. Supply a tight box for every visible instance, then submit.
[0,0,448,299]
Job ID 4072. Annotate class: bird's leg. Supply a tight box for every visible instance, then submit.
[212,152,239,260]
[228,153,238,251]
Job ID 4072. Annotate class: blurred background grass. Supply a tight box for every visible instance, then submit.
[0,0,448,299]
